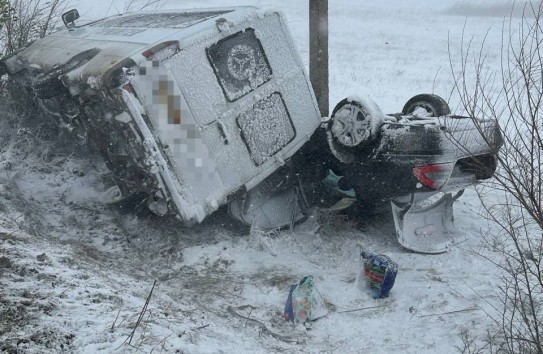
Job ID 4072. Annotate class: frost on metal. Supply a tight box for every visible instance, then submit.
[237,93,294,165]
[90,11,232,29]
[207,28,272,102]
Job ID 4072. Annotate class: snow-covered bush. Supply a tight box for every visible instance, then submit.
[451,2,543,353]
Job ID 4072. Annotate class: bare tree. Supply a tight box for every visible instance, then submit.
[450,2,543,353]
[0,0,66,56]
[0,0,15,25]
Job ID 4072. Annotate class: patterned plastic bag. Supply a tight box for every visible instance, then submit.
[283,276,328,323]
[359,251,398,298]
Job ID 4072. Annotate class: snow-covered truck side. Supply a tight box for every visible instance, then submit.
[1,7,321,224]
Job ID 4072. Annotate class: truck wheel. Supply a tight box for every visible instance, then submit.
[328,98,380,148]
[402,94,450,117]
[32,69,70,99]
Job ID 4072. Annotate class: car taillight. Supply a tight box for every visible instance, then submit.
[413,163,454,189]
[142,41,180,61]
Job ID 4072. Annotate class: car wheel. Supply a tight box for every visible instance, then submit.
[327,98,382,163]
[402,94,450,117]
[329,98,380,147]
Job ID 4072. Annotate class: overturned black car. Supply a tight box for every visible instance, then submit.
[299,94,501,207]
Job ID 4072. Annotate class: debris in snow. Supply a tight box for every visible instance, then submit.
[0,256,12,269]
[283,275,328,324]
[358,251,398,299]
[122,280,156,347]
[36,253,47,262]
[227,305,301,344]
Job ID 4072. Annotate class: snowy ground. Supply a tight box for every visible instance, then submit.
[0,1,515,353]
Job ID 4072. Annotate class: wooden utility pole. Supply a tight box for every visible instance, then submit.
[309,0,329,117]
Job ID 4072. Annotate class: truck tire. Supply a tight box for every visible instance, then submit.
[32,70,69,99]
[402,94,450,117]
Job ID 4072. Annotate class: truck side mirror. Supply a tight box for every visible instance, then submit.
[62,9,79,29]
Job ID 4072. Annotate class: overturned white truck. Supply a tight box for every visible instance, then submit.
[0,7,503,253]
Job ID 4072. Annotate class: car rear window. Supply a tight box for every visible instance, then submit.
[90,11,230,29]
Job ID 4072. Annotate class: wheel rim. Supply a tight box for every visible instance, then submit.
[331,103,371,147]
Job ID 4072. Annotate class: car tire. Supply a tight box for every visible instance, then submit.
[327,98,382,163]
[329,98,381,148]
[402,94,451,117]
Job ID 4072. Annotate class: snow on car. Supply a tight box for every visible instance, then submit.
[313,94,503,252]
[0,6,503,253]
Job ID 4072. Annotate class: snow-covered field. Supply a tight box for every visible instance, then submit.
[0,1,515,353]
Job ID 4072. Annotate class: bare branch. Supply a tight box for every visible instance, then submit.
[450,3,543,353]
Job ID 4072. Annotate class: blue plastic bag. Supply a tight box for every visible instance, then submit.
[360,251,398,298]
